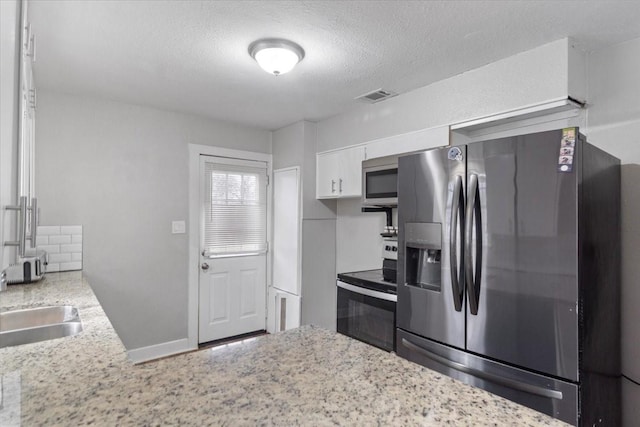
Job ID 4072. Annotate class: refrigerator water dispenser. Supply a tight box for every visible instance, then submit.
[405,223,441,291]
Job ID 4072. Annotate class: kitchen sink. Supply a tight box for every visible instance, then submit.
[0,306,83,348]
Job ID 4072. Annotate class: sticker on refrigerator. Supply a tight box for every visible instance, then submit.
[447,147,463,161]
[558,128,576,172]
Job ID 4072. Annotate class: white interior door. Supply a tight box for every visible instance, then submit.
[198,156,268,343]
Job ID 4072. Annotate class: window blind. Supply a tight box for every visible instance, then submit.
[203,160,267,257]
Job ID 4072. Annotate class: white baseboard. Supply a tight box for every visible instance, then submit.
[127,338,194,364]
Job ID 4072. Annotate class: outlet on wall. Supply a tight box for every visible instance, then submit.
[171,220,186,234]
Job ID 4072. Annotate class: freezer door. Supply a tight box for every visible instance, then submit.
[397,147,466,349]
[397,329,579,426]
[465,130,579,381]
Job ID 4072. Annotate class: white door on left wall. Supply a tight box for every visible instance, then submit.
[198,155,268,343]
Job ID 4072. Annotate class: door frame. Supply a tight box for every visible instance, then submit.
[187,143,272,349]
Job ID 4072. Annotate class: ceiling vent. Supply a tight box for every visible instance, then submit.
[355,88,398,104]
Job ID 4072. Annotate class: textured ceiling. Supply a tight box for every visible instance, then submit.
[29,1,640,130]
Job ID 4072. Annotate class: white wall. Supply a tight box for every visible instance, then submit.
[317,38,576,152]
[0,0,20,270]
[336,198,388,274]
[584,37,640,426]
[272,122,304,171]
[35,90,271,350]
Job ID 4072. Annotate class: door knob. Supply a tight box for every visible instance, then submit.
[201,262,210,271]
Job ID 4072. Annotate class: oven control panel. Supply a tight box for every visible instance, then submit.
[382,238,398,261]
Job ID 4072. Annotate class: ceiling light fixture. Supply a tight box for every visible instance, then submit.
[248,39,305,76]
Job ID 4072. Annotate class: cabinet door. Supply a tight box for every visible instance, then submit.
[316,151,340,198]
[337,145,365,197]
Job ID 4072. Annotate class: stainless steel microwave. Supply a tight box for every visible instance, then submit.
[362,156,398,206]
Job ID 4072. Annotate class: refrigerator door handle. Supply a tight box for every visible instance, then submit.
[400,338,564,400]
[465,173,482,315]
[449,175,464,312]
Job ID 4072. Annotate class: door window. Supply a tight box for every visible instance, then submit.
[203,161,267,257]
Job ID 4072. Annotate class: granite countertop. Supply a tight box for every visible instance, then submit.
[1,272,568,426]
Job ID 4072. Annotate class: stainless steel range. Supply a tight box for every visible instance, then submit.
[381,237,397,283]
[336,269,396,352]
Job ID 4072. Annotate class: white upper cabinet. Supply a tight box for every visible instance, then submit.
[316,150,340,198]
[316,145,365,199]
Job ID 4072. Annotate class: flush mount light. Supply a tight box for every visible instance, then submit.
[248,38,305,76]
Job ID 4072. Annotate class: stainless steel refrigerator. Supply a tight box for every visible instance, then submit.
[396,128,620,426]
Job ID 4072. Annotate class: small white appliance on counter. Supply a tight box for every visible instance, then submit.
[4,249,48,284]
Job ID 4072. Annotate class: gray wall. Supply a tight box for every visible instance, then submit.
[316,38,575,152]
[583,37,640,425]
[0,0,20,270]
[272,121,337,330]
[35,90,271,350]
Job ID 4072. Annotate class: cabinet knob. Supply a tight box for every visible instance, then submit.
[201,262,210,271]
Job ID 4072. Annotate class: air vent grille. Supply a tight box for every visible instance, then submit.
[355,88,398,103]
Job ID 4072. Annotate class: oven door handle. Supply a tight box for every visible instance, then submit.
[337,281,397,302]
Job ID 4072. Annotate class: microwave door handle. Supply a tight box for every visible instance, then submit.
[449,175,464,312]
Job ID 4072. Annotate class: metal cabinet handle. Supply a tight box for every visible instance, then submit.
[29,197,38,248]
[31,34,36,62]
[23,23,31,52]
[4,197,26,256]
[18,196,27,256]
[331,179,336,193]
[339,178,343,193]
[29,88,36,110]
[449,175,464,312]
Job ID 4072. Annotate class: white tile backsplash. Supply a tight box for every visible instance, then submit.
[60,243,82,253]
[37,225,83,272]
[49,235,71,245]
[61,225,83,235]
[39,244,60,254]
[49,253,71,263]
[60,261,82,271]
[38,226,61,235]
